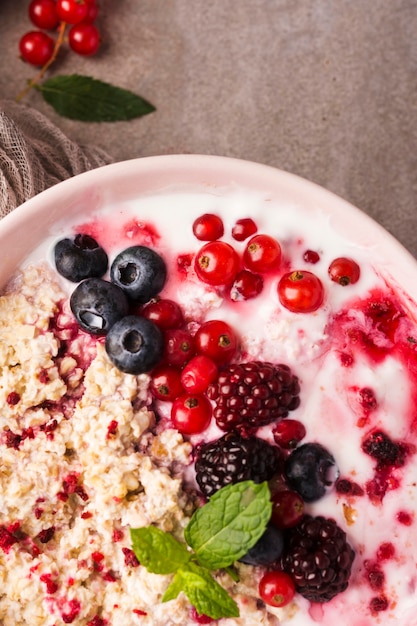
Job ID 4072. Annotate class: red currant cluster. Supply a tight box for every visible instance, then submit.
[145,296,238,435]
[189,212,361,313]
[19,0,100,67]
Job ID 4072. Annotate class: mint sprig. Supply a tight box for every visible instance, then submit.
[163,562,240,620]
[130,480,272,619]
[130,525,191,575]
[185,480,272,569]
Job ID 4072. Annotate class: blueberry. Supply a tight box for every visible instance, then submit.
[54,234,108,282]
[105,315,164,374]
[110,246,167,303]
[70,278,129,335]
[239,524,284,566]
[284,442,339,502]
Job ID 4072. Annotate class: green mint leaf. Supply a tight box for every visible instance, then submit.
[163,563,239,619]
[35,74,156,122]
[130,526,191,575]
[185,480,271,570]
[161,572,185,603]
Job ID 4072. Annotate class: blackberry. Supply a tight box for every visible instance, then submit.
[206,361,300,432]
[195,431,281,497]
[362,430,406,468]
[282,515,355,603]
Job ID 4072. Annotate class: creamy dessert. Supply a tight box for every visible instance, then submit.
[0,184,417,626]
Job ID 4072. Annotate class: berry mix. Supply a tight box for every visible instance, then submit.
[1,186,417,625]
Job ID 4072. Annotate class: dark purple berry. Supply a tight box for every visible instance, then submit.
[239,524,284,566]
[110,245,167,303]
[195,431,281,498]
[70,278,129,335]
[282,515,355,602]
[54,234,108,282]
[284,442,338,502]
[105,315,164,374]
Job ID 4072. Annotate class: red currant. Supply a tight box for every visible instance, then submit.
[230,269,263,301]
[171,394,212,434]
[272,419,306,449]
[150,364,183,401]
[28,0,60,30]
[19,31,55,66]
[194,241,240,286]
[328,257,361,286]
[56,0,89,24]
[303,249,320,264]
[189,607,214,624]
[278,270,324,313]
[68,22,100,55]
[141,299,184,330]
[270,490,305,529]
[192,214,224,241]
[195,320,238,365]
[231,217,257,241]
[84,0,99,23]
[243,234,281,273]
[164,328,196,367]
[259,570,295,607]
[181,355,218,394]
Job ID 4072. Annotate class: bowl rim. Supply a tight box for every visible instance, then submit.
[2,154,416,301]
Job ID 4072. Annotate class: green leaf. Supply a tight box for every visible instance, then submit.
[163,563,239,620]
[184,480,271,570]
[35,74,156,122]
[130,526,191,575]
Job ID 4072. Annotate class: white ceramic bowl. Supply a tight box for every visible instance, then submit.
[2,154,416,297]
[2,155,417,625]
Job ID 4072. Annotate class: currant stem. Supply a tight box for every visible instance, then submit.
[16,21,67,102]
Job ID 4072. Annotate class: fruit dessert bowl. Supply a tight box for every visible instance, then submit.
[0,154,417,626]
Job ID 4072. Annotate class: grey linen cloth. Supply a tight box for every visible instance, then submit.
[0,99,112,216]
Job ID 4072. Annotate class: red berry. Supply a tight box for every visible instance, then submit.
[189,607,214,624]
[84,0,99,22]
[171,394,212,434]
[6,392,20,406]
[377,542,395,561]
[194,241,240,286]
[243,234,281,273]
[68,22,100,55]
[195,320,238,365]
[164,328,196,367]
[303,249,320,264]
[141,299,184,330]
[19,31,55,66]
[177,253,193,275]
[259,570,295,607]
[231,217,257,242]
[181,355,218,394]
[278,270,324,313]
[150,364,183,401]
[328,257,361,286]
[271,490,305,529]
[192,214,224,241]
[28,0,60,30]
[272,419,306,449]
[230,269,263,301]
[56,0,89,24]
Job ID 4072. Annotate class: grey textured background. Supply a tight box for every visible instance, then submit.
[1,1,416,254]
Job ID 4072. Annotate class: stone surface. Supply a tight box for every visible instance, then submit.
[0,0,416,255]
